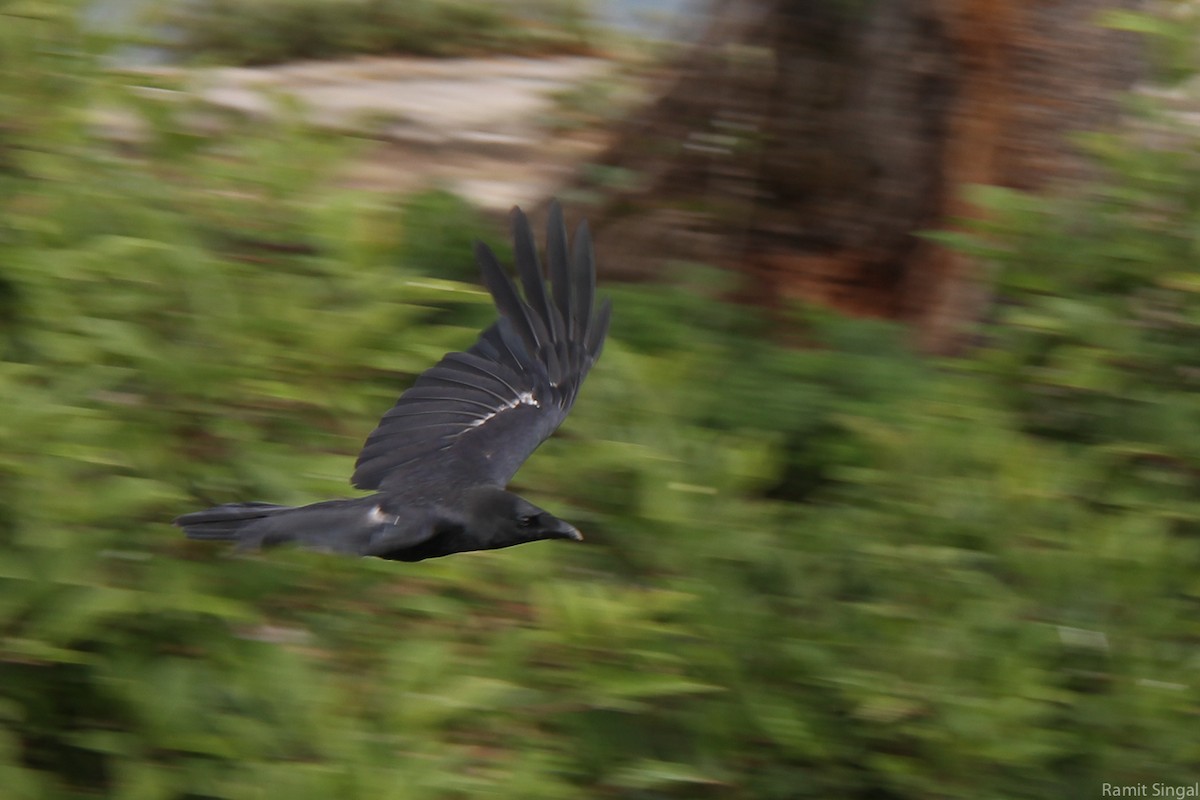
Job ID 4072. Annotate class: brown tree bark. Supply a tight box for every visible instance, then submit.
[569,0,1144,352]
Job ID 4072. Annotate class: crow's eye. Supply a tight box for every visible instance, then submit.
[517,514,537,529]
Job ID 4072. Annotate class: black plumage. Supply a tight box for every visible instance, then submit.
[175,202,610,561]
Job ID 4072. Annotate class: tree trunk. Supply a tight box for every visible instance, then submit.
[570,0,1144,352]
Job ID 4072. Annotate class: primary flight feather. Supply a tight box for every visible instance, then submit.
[175,202,610,561]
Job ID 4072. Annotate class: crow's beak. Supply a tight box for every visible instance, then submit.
[552,520,584,541]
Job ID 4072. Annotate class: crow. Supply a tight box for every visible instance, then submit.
[175,202,610,561]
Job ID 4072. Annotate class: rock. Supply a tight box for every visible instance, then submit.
[123,55,620,209]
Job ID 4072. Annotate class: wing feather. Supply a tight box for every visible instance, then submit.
[472,330,502,361]
[412,373,513,403]
[511,207,557,345]
[570,220,594,341]
[546,202,572,338]
[415,373,513,403]
[441,351,523,382]
[351,202,610,498]
[587,297,613,361]
[424,353,527,397]
[370,409,490,427]
[396,385,507,407]
[475,241,539,359]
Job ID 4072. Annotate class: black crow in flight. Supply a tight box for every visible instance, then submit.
[175,202,610,562]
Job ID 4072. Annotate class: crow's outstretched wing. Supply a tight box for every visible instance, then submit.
[351,202,611,501]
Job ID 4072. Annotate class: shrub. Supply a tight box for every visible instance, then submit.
[166,0,596,65]
[1,7,1197,798]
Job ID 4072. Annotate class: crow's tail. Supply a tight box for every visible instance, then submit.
[174,502,293,542]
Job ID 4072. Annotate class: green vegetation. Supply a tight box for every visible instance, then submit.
[164,0,596,65]
[1,5,1197,799]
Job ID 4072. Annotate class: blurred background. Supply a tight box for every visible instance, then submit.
[2,0,1199,797]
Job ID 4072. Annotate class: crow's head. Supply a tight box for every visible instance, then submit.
[466,487,582,551]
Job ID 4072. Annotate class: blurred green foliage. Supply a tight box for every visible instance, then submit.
[1099,7,1200,86]
[163,0,596,65]
[1,5,1197,799]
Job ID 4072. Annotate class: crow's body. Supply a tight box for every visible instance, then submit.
[175,203,609,561]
